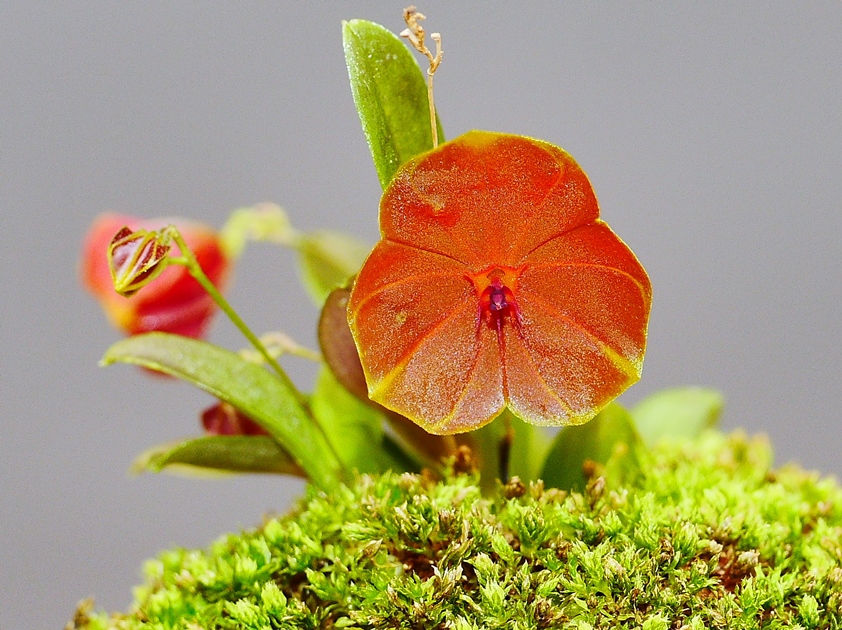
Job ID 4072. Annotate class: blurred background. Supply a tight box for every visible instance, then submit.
[2,3,840,627]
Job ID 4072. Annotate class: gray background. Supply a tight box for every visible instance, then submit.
[2,3,840,628]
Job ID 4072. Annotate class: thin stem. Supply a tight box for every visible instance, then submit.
[401,7,442,148]
[167,230,305,405]
[499,414,514,483]
[442,434,458,455]
[427,32,442,148]
[167,230,347,475]
[428,72,438,148]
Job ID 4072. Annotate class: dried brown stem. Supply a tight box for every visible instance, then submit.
[401,6,443,147]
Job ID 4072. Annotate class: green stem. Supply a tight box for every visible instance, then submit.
[167,230,303,404]
[166,227,347,477]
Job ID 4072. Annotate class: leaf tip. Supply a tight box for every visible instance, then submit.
[341,18,364,41]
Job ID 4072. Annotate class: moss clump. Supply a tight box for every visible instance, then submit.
[74,431,842,629]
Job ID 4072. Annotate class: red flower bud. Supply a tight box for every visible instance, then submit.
[201,402,268,436]
[82,214,231,338]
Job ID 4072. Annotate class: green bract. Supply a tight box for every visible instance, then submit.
[218,204,370,306]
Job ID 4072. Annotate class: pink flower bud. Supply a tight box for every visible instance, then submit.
[82,214,231,338]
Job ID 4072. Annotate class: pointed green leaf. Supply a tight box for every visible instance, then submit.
[540,403,645,492]
[343,19,445,189]
[632,387,724,447]
[132,435,304,477]
[101,332,342,489]
[296,230,370,305]
[309,366,414,474]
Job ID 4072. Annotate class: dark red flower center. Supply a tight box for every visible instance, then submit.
[477,268,520,329]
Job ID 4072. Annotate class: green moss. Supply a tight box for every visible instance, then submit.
[73,431,842,629]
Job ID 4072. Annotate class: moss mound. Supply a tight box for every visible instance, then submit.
[73,431,842,629]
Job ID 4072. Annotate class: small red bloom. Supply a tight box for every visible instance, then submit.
[82,214,231,338]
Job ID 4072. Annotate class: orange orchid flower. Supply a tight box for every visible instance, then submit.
[348,131,652,435]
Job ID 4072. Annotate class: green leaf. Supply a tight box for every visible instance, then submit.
[309,366,414,474]
[343,19,445,189]
[132,435,304,477]
[632,387,724,447]
[296,230,370,305]
[540,403,645,492]
[101,332,342,489]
